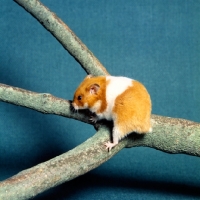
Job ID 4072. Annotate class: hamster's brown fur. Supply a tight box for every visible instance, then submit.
[72,75,152,151]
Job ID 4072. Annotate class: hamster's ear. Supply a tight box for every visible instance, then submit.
[90,84,100,95]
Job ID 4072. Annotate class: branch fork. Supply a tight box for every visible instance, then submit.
[0,0,199,199]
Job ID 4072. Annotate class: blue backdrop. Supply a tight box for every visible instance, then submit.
[0,0,200,199]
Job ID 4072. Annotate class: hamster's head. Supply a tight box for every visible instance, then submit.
[72,75,104,111]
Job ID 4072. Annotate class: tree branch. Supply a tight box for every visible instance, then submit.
[127,115,200,156]
[14,0,109,76]
[0,126,120,200]
[0,83,91,125]
[0,83,199,159]
[0,0,199,199]
[0,83,199,199]
[0,83,200,199]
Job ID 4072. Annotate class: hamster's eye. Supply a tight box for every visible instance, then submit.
[77,95,82,101]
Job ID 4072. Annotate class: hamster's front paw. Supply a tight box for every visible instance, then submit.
[89,115,98,123]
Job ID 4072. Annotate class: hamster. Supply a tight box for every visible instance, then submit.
[72,75,152,151]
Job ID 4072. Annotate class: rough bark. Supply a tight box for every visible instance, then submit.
[0,0,199,199]
[0,83,91,124]
[0,101,199,199]
[1,84,199,199]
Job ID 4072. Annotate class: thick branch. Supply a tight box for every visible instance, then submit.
[0,114,199,199]
[1,83,200,198]
[0,83,199,157]
[0,0,199,199]
[0,83,92,124]
[0,126,124,200]
[127,115,200,156]
[14,0,109,76]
